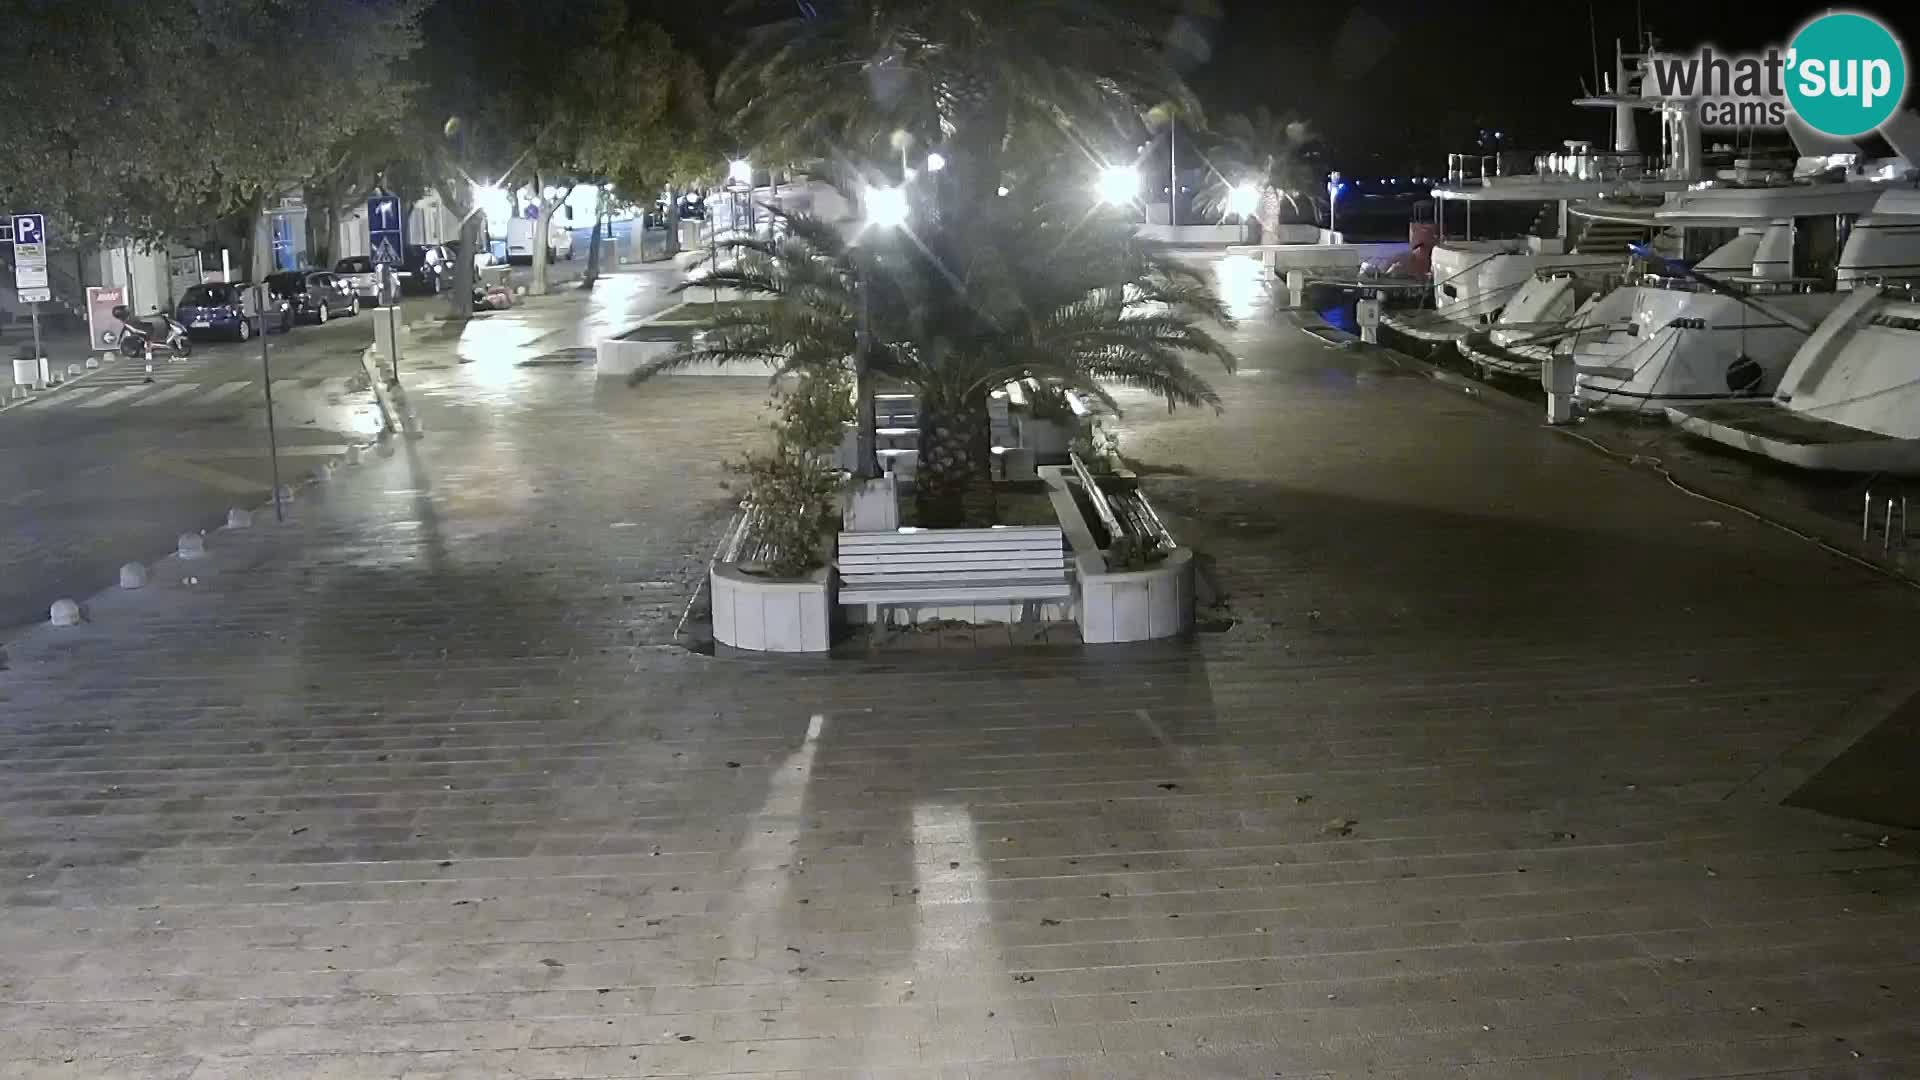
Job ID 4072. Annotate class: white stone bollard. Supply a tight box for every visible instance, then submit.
[178,532,206,559]
[49,599,81,626]
[1355,296,1382,344]
[1543,352,1577,425]
[119,562,148,589]
[274,484,295,504]
[84,356,101,369]
[7,386,24,401]
[345,445,363,465]
[226,508,253,529]
[66,363,82,379]
[311,462,333,482]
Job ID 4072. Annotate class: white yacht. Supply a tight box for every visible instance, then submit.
[1663,191,1920,471]
[1382,40,1686,347]
[1571,167,1920,414]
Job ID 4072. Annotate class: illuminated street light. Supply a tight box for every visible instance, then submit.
[728,158,752,185]
[997,185,1010,197]
[1096,165,1137,205]
[1226,182,1259,218]
[864,185,909,230]
[926,152,946,173]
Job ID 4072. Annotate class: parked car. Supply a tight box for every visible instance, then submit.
[175,282,262,341]
[266,270,360,325]
[442,238,498,276]
[398,244,451,294]
[332,256,386,304]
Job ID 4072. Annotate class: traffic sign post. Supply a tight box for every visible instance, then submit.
[367,194,403,269]
[367,195,404,393]
[11,213,49,384]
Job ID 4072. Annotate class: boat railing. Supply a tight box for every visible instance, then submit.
[1631,271,1830,296]
[1445,149,1670,186]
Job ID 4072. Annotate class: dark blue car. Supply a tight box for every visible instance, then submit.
[175,282,260,341]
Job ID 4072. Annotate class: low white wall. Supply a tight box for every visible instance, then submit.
[1136,224,1246,244]
[711,564,832,652]
[598,331,774,378]
[1076,548,1195,644]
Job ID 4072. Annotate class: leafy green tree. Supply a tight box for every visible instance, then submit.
[414,0,706,299]
[634,171,1234,528]
[0,0,420,283]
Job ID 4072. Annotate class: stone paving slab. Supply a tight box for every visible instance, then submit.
[1,260,1918,1077]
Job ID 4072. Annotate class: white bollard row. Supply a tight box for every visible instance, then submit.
[50,443,375,627]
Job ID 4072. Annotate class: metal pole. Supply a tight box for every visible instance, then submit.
[709,216,719,306]
[29,303,41,381]
[1169,120,1178,228]
[257,283,284,523]
[385,266,400,389]
[854,258,875,480]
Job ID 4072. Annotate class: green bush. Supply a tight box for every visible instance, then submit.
[731,370,856,577]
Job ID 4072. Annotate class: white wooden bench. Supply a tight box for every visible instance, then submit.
[836,526,1071,625]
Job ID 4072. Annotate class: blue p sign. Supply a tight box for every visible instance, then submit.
[12,214,43,245]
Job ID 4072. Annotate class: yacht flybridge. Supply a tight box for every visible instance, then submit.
[1381,39,1690,347]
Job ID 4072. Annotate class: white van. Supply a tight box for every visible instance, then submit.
[507,210,575,264]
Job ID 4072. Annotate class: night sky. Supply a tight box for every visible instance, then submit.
[646,0,1920,177]
[1191,0,1920,172]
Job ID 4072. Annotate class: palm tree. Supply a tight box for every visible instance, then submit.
[633,173,1236,529]
[720,0,1207,202]
[1196,107,1323,231]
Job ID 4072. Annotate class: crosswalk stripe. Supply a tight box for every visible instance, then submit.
[78,385,157,408]
[20,387,107,409]
[197,381,256,404]
[269,379,306,396]
[130,383,203,407]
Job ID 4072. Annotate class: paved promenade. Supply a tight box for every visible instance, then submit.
[0,254,1915,1078]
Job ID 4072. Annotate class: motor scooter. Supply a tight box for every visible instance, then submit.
[114,305,193,359]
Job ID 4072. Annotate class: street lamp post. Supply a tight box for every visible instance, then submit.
[854,185,910,480]
[1327,171,1342,238]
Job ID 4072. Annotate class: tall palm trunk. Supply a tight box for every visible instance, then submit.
[915,386,996,528]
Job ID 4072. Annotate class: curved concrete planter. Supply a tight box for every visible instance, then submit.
[1075,548,1195,644]
[711,564,832,653]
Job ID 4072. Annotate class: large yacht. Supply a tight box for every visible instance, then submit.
[1381,40,1685,348]
[1662,189,1920,471]
[1569,156,1920,414]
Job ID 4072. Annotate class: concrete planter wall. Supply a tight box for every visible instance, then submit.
[711,563,832,653]
[1075,548,1194,644]
[1136,224,1248,244]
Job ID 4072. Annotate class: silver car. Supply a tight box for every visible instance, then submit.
[333,256,385,304]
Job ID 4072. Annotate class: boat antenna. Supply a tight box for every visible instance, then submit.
[1588,3,1602,101]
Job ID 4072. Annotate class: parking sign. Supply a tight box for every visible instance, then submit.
[11,213,49,302]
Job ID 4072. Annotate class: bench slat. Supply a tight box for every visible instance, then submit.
[838,526,1061,547]
[839,552,1065,567]
[840,583,1071,604]
[848,564,1075,580]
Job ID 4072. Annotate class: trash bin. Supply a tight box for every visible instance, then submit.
[12,355,48,390]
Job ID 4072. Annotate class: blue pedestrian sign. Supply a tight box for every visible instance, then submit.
[366,195,404,267]
[11,213,44,246]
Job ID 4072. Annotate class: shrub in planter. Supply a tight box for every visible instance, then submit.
[730,370,856,577]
